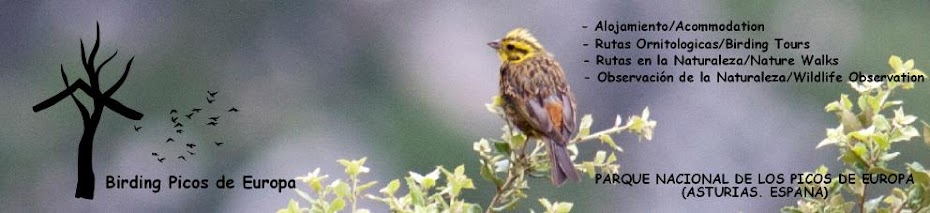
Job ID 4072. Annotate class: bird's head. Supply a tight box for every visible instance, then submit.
[488,28,544,64]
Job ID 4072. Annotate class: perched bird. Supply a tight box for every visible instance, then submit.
[208,116,220,121]
[187,150,195,155]
[174,123,184,128]
[214,141,224,146]
[133,125,142,132]
[171,116,178,123]
[152,152,159,156]
[178,156,186,161]
[176,129,184,134]
[157,158,165,163]
[207,91,218,97]
[206,122,218,126]
[170,109,178,114]
[207,98,215,104]
[185,113,194,119]
[166,138,175,143]
[186,143,196,149]
[192,108,202,113]
[228,107,239,112]
[489,28,579,185]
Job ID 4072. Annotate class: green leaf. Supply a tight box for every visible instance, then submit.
[879,152,900,161]
[923,121,930,147]
[872,114,890,131]
[577,114,593,138]
[357,181,378,193]
[328,197,345,213]
[825,101,842,112]
[333,180,350,198]
[593,151,607,164]
[840,94,853,110]
[380,179,400,196]
[599,134,623,152]
[494,141,511,153]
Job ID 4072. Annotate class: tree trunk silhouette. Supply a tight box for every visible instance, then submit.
[33,23,142,200]
[75,118,99,199]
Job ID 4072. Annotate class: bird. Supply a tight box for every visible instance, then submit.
[207,91,218,97]
[176,129,184,134]
[171,116,178,123]
[214,141,224,146]
[207,98,215,103]
[186,143,196,149]
[206,122,218,126]
[185,113,194,119]
[228,107,239,112]
[133,125,142,132]
[192,108,202,113]
[174,123,184,128]
[157,158,165,163]
[166,138,175,143]
[488,28,579,185]
[170,109,178,114]
[208,116,220,121]
[152,152,159,156]
[187,150,195,155]
[178,156,186,161]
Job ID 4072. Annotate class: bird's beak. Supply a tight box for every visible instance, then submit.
[487,40,500,49]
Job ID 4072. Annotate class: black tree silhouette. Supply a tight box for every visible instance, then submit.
[32,23,143,200]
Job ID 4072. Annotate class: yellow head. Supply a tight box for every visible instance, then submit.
[488,28,544,64]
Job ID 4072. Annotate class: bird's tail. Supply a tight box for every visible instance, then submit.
[548,139,579,186]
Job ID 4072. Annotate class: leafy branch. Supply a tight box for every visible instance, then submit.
[783,55,929,213]
[280,97,657,212]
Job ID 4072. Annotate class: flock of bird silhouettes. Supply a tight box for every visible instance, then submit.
[137,90,239,163]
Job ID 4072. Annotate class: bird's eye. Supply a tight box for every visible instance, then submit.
[506,44,515,50]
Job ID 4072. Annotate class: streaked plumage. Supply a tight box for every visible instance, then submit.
[489,28,578,185]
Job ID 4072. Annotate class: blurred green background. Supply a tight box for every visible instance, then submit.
[1,1,928,212]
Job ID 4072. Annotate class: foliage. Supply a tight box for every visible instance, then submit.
[280,97,657,212]
[782,55,929,213]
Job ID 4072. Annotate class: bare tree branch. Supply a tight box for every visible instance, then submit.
[33,79,94,112]
[95,51,117,75]
[104,56,133,97]
[102,98,143,120]
[61,65,90,120]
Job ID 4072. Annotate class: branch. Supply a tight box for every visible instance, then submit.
[61,65,90,120]
[101,98,143,120]
[33,79,94,112]
[104,56,133,96]
[95,50,117,75]
[570,124,629,145]
[82,23,102,90]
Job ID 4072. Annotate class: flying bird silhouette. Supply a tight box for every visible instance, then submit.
[174,123,184,128]
[186,143,196,149]
[157,158,165,163]
[166,138,175,143]
[187,150,195,155]
[185,113,194,119]
[170,109,178,114]
[207,98,215,104]
[208,116,220,121]
[133,125,142,132]
[214,141,224,146]
[228,107,239,112]
[176,129,184,134]
[206,122,218,126]
[178,156,186,161]
[207,91,218,97]
[171,116,178,123]
[192,108,202,113]
[152,152,159,156]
